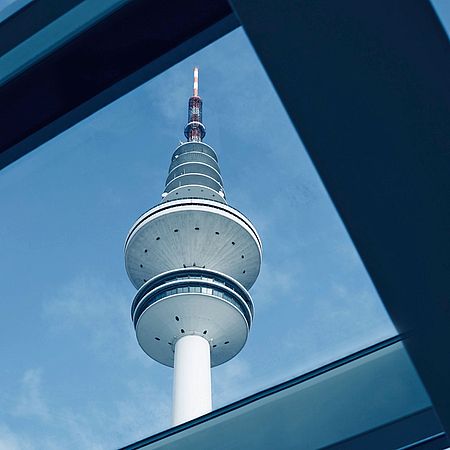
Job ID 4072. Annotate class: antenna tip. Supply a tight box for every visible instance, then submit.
[193,67,199,96]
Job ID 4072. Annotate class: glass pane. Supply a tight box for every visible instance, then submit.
[0,26,403,448]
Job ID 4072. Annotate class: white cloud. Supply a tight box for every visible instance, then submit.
[0,424,34,450]
[213,358,253,407]
[3,365,171,450]
[13,369,49,422]
[144,70,188,122]
[113,379,171,444]
[250,260,302,310]
[42,274,147,364]
[35,274,174,446]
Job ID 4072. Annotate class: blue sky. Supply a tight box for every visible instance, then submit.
[0,3,448,449]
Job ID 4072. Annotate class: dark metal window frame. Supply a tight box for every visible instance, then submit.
[0,0,238,169]
[1,0,450,439]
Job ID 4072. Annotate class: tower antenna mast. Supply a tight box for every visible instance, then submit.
[184,67,205,143]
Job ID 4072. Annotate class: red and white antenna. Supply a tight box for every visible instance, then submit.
[184,67,205,142]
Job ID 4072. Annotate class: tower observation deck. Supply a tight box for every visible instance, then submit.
[124,68,262,426]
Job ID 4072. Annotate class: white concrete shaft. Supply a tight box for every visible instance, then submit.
[172,335,212,426]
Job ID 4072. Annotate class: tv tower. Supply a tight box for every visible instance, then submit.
[124,68,262,426]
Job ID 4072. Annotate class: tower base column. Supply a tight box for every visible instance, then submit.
[172,334,212,426]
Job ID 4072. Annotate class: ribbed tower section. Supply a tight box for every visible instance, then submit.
[124,68,262,426]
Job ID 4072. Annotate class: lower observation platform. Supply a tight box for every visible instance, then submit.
[132,268,253,367]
